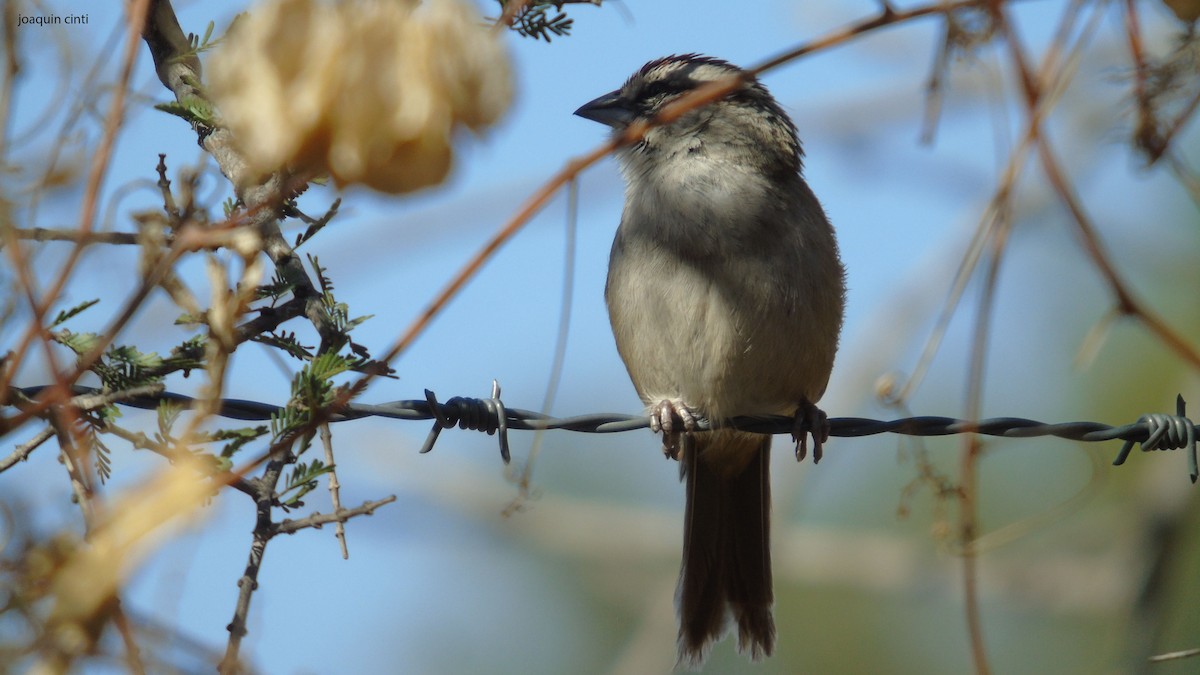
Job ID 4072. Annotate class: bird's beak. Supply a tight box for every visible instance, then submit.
[574,90,636,129]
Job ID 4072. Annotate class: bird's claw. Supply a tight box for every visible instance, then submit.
[792,401,830,463]
[651,399,697,460]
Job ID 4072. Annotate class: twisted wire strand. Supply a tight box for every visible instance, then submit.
[13,385,1199,482]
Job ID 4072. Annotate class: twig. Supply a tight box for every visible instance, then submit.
[47,413,101,647]
[212,371,344,673]
[0,424,53,472]
[101,423,258,499]
[958,177,1014,675]
[750,0,992,74]
[274,496,397,536]
[919,16,956,144]
[507,178,579,514]
[0,8,131,401]
[2,383,169,469]
[0,1,18,161]
[1123,0,1158,160]
[495,0,535,29]
[291,198,341,249]
[235,297,309,344]
[1157,85,1200,162]
[1149,647,1200,663]
[388,0,997,369]
[10,228,144,245]
[1128,470,1195,668]
[385,140,615,363]
[41,382,151,675]
[319,423,348,558]
[218,436,304,674]
[1028,88,1200,370]
[27,0,153,359]
[0,215,267,438]
[219,486,270,675]
[882,0,1097,405]
[68,383,168,410]
[155,153,180,223]
[983,3,1200,374]
[110,603,148,675]
[952,4,1098,671]
[1166,153,1200,207]
[142,0,334,348]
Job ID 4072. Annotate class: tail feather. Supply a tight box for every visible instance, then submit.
[676,432,775,668]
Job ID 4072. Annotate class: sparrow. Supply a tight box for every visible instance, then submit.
[575,54,846,667]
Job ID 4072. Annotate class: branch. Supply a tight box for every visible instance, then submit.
[7,382,166,415]
[318,423,349,558]
[29,0,152,337]
[101,423,258,499]
[219,487,270,675]
[10,228,143,245]
[997,8,1200,371]
[273,496,397,536]
[220,493,398,673]
[384,0,1000,368]
[0,424,53,472]
[142,0,334,347]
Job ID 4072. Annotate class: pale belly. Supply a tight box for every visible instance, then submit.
[606,247,836,424]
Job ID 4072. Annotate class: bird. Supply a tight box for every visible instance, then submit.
[574,54,846,668]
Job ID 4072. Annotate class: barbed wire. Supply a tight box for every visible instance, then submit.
[13,385,1198,482]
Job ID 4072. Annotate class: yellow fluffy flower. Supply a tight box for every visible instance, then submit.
[208,0,513,193]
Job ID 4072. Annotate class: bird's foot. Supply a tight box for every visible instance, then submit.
[650,399,697,460]
[792,401,829,463]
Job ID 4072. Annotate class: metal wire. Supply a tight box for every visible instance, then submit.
[14,385,1199,482]
[1112,395,1197,480]
[419,381,511,462]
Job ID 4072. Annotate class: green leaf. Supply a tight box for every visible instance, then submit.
[154,94,215,127]
[54,330,101,356]
[281,459,335,506]
[502,1,577,42]
[211,425,268,458]
[162,335,207,375]
[252,331,313,361]
[94,435,113,483]
[51,299,99,327]
[157,401,184,438]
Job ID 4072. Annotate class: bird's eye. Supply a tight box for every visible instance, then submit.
[640,93,673,116]
[637,81,694,117]
[641,78,690,104]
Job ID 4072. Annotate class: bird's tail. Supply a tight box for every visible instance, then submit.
[675,431,775,668]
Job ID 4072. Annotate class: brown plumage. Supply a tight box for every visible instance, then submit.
[576,55,845,667]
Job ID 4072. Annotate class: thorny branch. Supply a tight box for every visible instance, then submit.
[1,383,167,472]
[136,1,390,671]
[142,0,333,345]
[319,423,349,558]
[274,496,397,537]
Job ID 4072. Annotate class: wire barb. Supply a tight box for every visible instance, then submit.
[1112,395,1197,483]
[419,381,511,463]
[12,385,1199,482]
